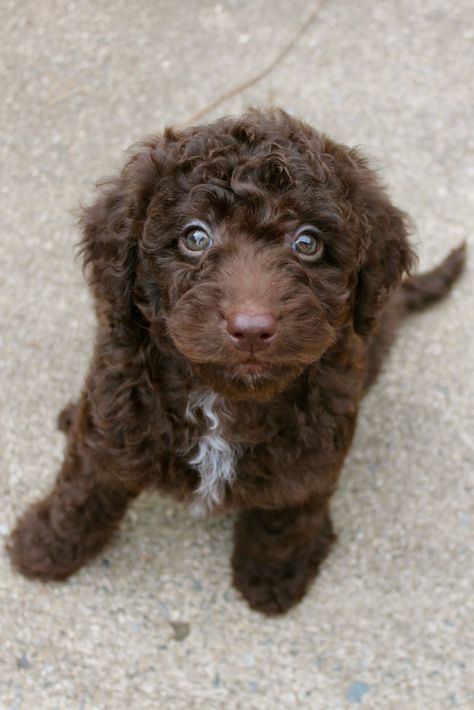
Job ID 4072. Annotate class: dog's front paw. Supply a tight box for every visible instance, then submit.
[7,499,87,581]
[232,513,336,615]
[232,556,310,615]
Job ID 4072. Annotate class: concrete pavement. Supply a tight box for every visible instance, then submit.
[1,1,473,708]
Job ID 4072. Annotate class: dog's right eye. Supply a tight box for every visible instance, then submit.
[182,227,213,254]
[292,226,323,261]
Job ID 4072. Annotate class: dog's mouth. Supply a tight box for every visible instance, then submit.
[228,358,270,378]
[224,358,302,390]
[192,357,306,401]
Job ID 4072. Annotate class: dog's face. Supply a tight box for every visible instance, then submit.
[82,110,414,401]
[140,170,354,401]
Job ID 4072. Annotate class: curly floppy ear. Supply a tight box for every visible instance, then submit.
[353,181,416,336]
[80,144,162,337]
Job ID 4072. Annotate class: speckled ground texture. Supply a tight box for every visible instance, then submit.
[1,1,473,708]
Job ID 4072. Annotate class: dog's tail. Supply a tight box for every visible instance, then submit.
[399,242,466,314]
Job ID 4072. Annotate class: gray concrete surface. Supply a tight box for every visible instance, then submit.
[1,1,473,708]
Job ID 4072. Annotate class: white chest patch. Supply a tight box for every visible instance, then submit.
[185,389,240,514]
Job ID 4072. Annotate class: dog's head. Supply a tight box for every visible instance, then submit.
[81,109,415,401]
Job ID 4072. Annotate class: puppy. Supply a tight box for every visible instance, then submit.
[8,109,465,614]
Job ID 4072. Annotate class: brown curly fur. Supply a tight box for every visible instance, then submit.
[8,109,466,614]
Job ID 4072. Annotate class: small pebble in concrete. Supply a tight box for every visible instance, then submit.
[346,681,370,703]
[170,621,190,641]
[16,653,31,669]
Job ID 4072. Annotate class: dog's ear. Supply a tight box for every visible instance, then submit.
[335,147,417,337]
[304,133,417,337]
[80,143,162,337]
[353,188,416,335]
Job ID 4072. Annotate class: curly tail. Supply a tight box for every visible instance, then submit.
[400,242,467,313]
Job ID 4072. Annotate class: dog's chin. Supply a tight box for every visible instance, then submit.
[194,362,305,402]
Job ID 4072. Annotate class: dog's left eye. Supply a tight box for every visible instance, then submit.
[182,227,213,253]
[292,228,323,260]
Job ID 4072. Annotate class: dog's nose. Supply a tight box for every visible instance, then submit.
[226,311,277,352]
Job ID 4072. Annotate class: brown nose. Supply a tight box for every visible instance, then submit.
[226,312,277,352]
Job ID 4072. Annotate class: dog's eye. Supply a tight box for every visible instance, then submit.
[182,227,213,253]
[292,228,323,260]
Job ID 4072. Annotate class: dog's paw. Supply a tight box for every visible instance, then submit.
[57,401,78,433]
[232,555,315,615]
[232,516,336,615]
[7,500,86,581]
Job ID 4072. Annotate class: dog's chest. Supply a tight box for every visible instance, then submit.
[184,390,241,513]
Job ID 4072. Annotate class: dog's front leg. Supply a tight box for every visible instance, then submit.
[232,497,336,615]
[8,396,137,581]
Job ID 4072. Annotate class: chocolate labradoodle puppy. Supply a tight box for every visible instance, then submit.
[8,109,465,614]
